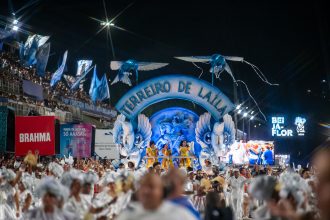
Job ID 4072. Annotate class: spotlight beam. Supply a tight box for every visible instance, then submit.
[73,26,107,53]
[108,28,115,59]
[109,2,134,24]
[102,0,109,22]
[14,0,41,15]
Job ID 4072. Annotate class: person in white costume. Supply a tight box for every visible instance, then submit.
[227,168,245,219]
[0,168,21,220]
[93,171,118,219]
[24,176,71,220]
[62,169,103,219]
[117,173,198,220]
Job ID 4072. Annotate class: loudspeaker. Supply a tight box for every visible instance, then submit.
[0,106,15,152]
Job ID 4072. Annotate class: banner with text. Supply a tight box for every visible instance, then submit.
[95,129,119,159]
[60,123,93,158]
[15,116,56,156]
[115,74,234,121]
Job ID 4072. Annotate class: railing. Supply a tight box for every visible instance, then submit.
[0,98,73,123]
[0,79,21,94]
[61,97,117,118]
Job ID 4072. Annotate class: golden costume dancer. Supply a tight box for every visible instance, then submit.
[146,141,158,168]
[161,143,173,170]
[179,140,191,168]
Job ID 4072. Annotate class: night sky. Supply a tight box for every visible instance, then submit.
[1,0,329,163]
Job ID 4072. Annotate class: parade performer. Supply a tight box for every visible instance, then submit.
[161,143,173,170]
[18,174,33,214]
[146,141,158,168]
[0,168,21,219]
[24,177,68,220]
[227,168,246,219]
[179,140,191,168]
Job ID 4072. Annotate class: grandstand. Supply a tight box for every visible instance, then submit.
[0,50,117,128]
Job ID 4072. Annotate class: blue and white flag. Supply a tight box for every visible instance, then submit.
[34,35,50,48]
[97,74,110,101]
[50,50,68,87]
[70,65,94,90]
[20,35,35,63]
[20,34,50,66]
[36,42,50,77]
[76,60,92,76]
[89,65,100,98]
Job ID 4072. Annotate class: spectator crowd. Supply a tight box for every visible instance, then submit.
[0,51,113,114]
[1,139,330,220]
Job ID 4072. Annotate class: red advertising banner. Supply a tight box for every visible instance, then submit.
[15,116,56,156]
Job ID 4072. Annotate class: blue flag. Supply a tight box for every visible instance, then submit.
[89,66,101,101]
[70,65,94,90]
[50,50,68,87]
[0,41,3,51]
[89,70,110,103]
[36,42,50,77]
[97,74,110,101]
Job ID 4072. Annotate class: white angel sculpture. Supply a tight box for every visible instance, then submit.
[195,113,236,165]
[113,114,152,167]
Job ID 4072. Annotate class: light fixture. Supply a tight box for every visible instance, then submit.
[245,107,248,109]
[237,109,242,114]
[236,104,241,110]
[12,25,18,31]
[250,115,254,120]
[243,112,248,117]
[250,111,254,114]
[101,21,114,27]
[13,19,18,25]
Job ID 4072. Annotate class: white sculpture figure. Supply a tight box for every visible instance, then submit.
[195,113,236,165]
[113,114,152,167]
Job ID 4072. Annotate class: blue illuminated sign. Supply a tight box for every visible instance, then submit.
[271,116,306,137]
[115,74,234,121]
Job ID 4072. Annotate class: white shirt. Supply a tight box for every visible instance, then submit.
[228,176,245,197]
[116,201,198,220]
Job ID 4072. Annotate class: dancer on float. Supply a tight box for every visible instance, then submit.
[146,141,158,168]
[179,140,192,168]
[161,143,173,170]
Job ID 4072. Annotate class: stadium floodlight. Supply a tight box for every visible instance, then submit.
[12,25,18,31]
[101,21,114,27]
[237,109,242,114]
[250,115,255,120]
[250,111,254,114]
[13,19,18,25]
[236,104,241,110]
[243,112,248,117]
